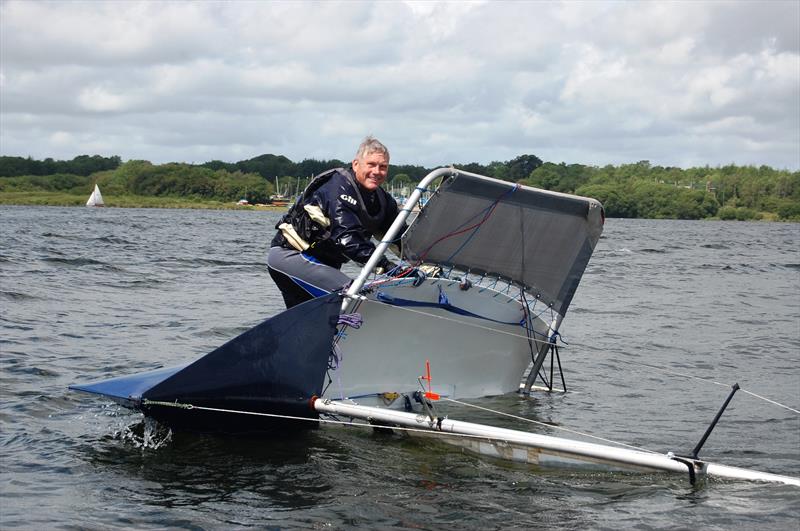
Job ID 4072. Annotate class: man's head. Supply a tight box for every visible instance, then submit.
[352,136,389,191]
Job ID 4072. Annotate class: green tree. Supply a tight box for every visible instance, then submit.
[506,154,543,181]
[575,184,637,218]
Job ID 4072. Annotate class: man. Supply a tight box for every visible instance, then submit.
[267,136,403,308]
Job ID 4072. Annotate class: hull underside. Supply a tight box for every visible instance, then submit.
[326,278,549,404]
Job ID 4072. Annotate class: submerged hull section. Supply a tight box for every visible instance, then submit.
[70,293,343,429]
[313,399,800,487]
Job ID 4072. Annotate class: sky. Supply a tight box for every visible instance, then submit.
[1,0,798,170]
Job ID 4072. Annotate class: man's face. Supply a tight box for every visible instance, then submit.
[353,152,389,191]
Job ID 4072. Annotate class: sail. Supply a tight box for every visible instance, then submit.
[401,171,604,317]
[70,292,343,425]
[86,184,105,207]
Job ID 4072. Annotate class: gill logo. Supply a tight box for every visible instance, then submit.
[340,194,357,206]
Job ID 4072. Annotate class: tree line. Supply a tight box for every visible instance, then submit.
[0,154,798,220]
[521,160,799,220]
[0,155,122,177]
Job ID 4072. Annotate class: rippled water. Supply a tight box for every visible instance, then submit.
[1,206,798,529]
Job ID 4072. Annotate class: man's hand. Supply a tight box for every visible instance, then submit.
[410,268,427,287]
[375,257,399,275]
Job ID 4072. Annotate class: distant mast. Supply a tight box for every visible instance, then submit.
[269,176,290,207]
[86,184,105,207]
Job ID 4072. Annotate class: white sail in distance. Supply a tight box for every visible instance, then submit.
[86,184,105,207]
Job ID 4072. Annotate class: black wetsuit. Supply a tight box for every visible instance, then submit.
[267,167,400,308]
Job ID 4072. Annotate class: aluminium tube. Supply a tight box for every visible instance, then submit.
[522,314,563,394]
[311,398,800,486]
[341,167,457,313]
[312,398,694,475]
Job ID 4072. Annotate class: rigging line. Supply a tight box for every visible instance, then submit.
[441,397,658,455]
[142,399,666,457]
[519,289,542,378]
[520,288,552,385]
[417,214,494,264]
[358,299,799,416]
[361,296,556,348]
[442,207,497,265]
[142,400,367,427]
[417,185,519,265]
[609,358,800,414]
[442,187,519,264]
[741,389,800,415]
[563,344,800,416]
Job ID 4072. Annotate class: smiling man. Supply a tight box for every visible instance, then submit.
[352,147,389,191]
[267,136,404,308]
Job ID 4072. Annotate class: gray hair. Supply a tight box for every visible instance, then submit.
[355,136,390,161]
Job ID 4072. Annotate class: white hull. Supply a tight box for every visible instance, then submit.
[325,277,549,404]
[313,399,800,487]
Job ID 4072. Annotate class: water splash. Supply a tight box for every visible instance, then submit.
[116,417,173,450]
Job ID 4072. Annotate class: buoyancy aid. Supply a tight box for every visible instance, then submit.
[275,169,338,252]
[272,167,399,268]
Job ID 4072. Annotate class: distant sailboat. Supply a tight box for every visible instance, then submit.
[269,176,290,207]
[86,184,105,207]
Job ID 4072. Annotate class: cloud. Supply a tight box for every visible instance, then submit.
[1,0,798,170]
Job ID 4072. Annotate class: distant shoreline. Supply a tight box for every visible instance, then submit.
[0,194,789,222]
[0,192,289,211]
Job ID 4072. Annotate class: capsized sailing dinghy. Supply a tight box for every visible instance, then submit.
[70,167,799,486]
[73,167,601,412]
[86,184,105,207]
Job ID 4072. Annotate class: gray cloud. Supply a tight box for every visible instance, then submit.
[1,0,798,169]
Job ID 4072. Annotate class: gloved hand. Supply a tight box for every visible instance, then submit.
[418,264,442,278]
[375,257,399,275]
[410,267,427,287]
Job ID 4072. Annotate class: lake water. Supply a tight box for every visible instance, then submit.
[1,205,798,529]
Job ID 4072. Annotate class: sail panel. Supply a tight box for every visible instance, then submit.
[70,292,343,422]
[143,292,342,413]
[86,184,104,207]
[69,365,186,407]
[401,171,603,316]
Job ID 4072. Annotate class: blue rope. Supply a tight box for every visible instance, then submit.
[443,184,519,265]
[338,313,363,329]
[375,290,523,326]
